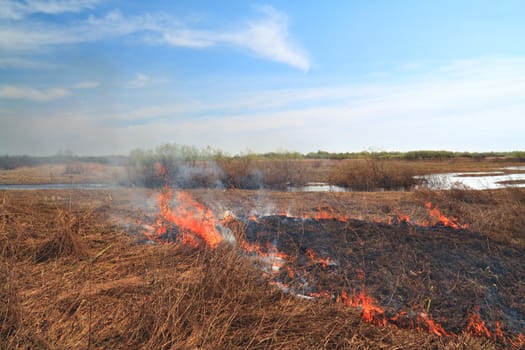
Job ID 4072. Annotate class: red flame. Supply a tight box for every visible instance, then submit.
[311,205,349,222]
[153,186,223,248]
[510,333,525,348]
[305,248,331,268]
[425,202,468,229]
[240,240,289,272]
[465,307,525,346]
[495,320,504,340]
[340,289,387,326]
[417,313,451,337]
[466,307,492,338]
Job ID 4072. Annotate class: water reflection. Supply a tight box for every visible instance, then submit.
[418,168,525,190]
[287,182,348,192]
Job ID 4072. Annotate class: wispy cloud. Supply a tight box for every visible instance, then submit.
[125,73,155,89]
[0,57,59,69]
[0,85,70,101]
[225,6,310,71]
[124,73,171,89]
[1,6,310,70]
[0,24,79,50]
[73,81,99,89]
[160,6,310,70]
[0,0,100,20]
[105,56,525,152]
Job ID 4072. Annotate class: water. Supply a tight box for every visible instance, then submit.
[287,182,348,193]
[503,166,525,171]
[418,169,525,190]
[0,183,121,190]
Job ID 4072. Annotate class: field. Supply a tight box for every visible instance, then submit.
[1,159,525,349]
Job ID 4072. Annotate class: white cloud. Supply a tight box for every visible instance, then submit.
[73,81,99,89]
[0,0,100,20]
[0,57,58,69]
[0,85,70,101]
[0,24,79,50]
[159,7,310,70]
[125,73,158,88]
[1,5,310,70]
[223,7,310,71]
[162,31,214,48]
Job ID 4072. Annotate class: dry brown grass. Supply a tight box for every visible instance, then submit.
[217,158,308,190]
[415,187,525,248]
[329,159,420,191]
[0,190,516,349]
[0,162,126,185]
[34,209,88,263]
[0,262,51,349]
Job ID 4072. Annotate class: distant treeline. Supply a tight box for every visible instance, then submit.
[304,150,525,161]
[0,154,127,170]
[2,148,525,172]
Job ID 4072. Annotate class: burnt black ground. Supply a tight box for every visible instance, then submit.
[233,216,525,336]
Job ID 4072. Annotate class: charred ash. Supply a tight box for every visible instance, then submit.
[228,214,525,337]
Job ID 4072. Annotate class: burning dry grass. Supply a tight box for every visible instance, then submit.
[415,187,525,248]
[0,189,521,349]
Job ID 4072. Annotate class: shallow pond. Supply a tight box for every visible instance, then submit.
[417,167,525,190]
[286,182,348,192]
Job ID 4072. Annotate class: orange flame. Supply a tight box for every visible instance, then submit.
[340,289,387,326]
[240,240,289,272]
[305,248,331,268]
[153,186,223,248]
[466,307,492,338]
[509,333,525,348]
[417,313,451,336]
[425,202,468,229]
[495,320,504,340]
[312,205,349,222]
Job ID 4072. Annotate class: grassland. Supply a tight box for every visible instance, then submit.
[1,157,524,349]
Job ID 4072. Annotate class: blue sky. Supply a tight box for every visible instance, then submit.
[1,0,525,155]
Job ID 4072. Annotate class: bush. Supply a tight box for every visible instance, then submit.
[127,145,308,190]
[127,144,222,188]
[330,159,420,191]
[215,156,307,190]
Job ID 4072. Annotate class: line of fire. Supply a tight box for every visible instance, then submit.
[136,165,525,348]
